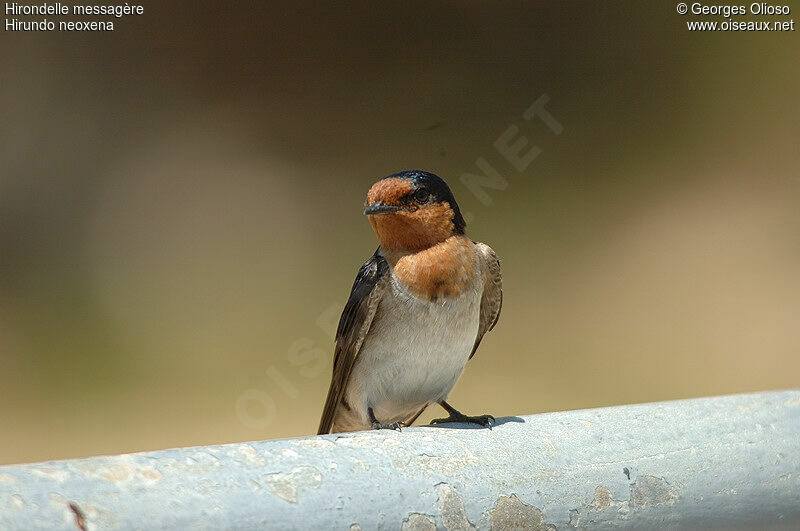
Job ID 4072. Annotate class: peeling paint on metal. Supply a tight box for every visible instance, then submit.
[73,456,163,487]
[489,494,556,530]
[590,486,613,510]
[630,475,678,508]
[97,464,162,484]
[263,466,322,503]
[394,452,478,477]
[402,513,437,530]
[437,483,476,530]
[100,465,134,483]
[568,508,580,528]
[293,439,336,450]
[236,444,267,467]
[333,435,378,448]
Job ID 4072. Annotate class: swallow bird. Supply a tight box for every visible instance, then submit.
[317,170,502,434]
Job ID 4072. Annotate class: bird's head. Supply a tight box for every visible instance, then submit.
[364,170,466,252]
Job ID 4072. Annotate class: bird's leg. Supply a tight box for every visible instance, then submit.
[430,400,494,429]
[368,407,404,431]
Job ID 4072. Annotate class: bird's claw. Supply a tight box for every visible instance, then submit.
[371,421,405,431]
[430,413,495,429]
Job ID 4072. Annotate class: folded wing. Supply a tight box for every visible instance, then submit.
[470,242,503,360]
[317,248,389,434]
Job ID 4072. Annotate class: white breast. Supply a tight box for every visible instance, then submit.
[343,264,483,426]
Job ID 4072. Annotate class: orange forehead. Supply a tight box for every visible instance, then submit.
[366,178,414,205]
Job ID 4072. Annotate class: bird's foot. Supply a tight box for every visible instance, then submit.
[371,420,405,431]
[367,407,404,431]
[430,412,495,429]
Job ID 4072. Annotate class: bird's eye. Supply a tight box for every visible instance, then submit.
[413,188,429,203]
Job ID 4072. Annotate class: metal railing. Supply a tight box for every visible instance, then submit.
[1,390,798,529]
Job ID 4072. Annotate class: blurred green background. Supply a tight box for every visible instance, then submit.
[1,2,798,465]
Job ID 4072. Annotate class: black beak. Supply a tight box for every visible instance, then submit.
[364,203,403,215]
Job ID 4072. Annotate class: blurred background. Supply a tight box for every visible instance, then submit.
[1,2,798,465]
